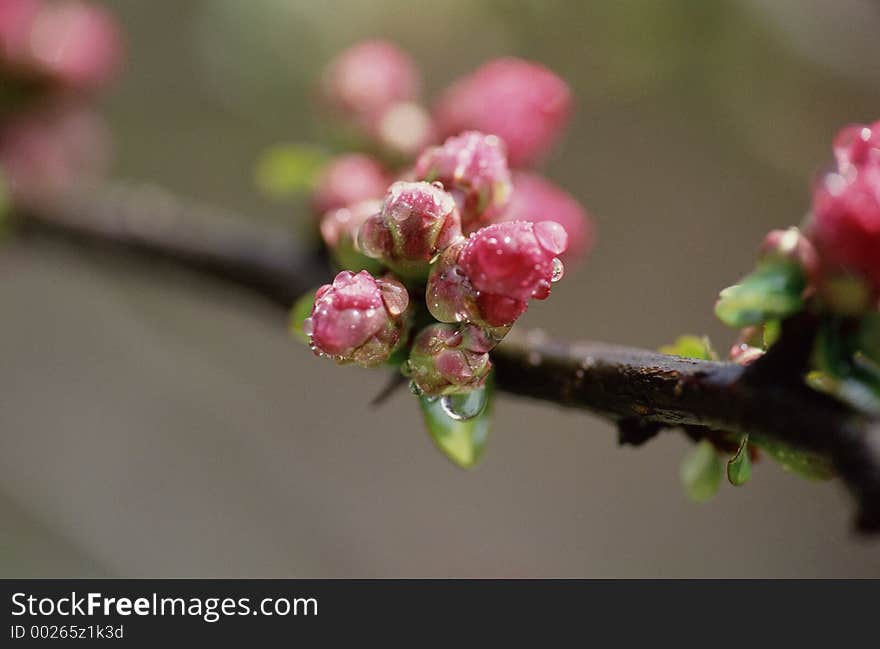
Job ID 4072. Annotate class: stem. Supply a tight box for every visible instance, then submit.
[13,182,880,532]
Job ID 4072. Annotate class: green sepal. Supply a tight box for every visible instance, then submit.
[288,290,317,343]
[726,435,752,486]
[419,380,492,469]
[715,259,806,328]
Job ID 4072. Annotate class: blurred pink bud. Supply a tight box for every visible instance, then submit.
[319,199,383,272]
[759,227,820,285]
[358,180,462,276]
[311,153,389,215]
[500,171,593,263]
[17,0,123,89]
[321,40,420,122]
[405,323,492,396]
[809,165,880,295]
[368,101,436,158]
[434,57,572,167]
[0,101,110,203]
[0,0,41,66]
[427,220,567,327]
[415,130,512,232]
[833,121,880,171]
[304,270,410,367]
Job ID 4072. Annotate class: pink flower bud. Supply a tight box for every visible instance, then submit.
[0,101,109,203]
[4,0,124,90]
[405,323,492,396]
[426,220,567,327]
[460,220,567,300]
[368,101,436,158]
[809,165,880,294]
[321,40,420,122]
[434,58,572,167]
[499,171,594,263]
[358,180,462,276]
[319,199,383,272]
[759,227,820,285]
[0,0,41,67]
[304,270,410,367]
[311,154,389,215]
[414,130,512,231]
[833,120,880,171]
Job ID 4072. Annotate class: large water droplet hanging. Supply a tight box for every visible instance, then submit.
[551,257,565,283]
[440,388,488,421]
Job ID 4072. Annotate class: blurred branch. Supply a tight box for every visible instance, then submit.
[14,182,880,533]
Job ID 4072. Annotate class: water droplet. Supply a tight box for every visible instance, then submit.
[431,180,445,190]
[551,257,564,282]
[440,388,487,421]
[409,381,424,396]
[302,317,314,336]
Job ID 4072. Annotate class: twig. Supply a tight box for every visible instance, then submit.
[13,182,880,532]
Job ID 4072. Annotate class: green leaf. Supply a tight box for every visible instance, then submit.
[254,144,328,200]
[659,334,717,360]
[726,435,752,486]
[420,383,492,469]
[680,439,722,502]
[288,290,317,343]
[715,259,806,328]
[749,435,834,481]
[813,317,880,415]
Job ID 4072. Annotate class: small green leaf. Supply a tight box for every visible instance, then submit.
[289,290,317,343]
[420,383,492,469]
[750,435,834,481]
[727,435,752,486]
[659,334,717,360]
[680,439,722,502]
[254,144,329,200]
[715,259,805,328]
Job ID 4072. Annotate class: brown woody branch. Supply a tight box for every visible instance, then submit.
[13,182,880,533]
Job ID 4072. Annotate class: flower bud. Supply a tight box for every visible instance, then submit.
[405,323,491,396]
[759,227,820,285]
[2,0,123,89]
[415,130,511,231]
[321,40,420,122]
[319,199,383,272]
[833,120,880,171]
[311,154,389,215]
[304,270,410,367]
[808,165,880,296]
[368,101,436,158]
[500,171,593,263]
[358,180,462,277]
[434,58,572,167]
[426,220,567,327]
[0,101,110,203]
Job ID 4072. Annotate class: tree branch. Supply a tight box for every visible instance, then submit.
[12,182,880,533]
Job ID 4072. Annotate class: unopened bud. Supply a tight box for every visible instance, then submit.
[358,180,462,277]
[759,227,819,285]
[321,39,420,123]
[405,323,491,397]
[415,130,511,231]
[434,57,572,167]
[305,270,410,367]
[311,153,389,216]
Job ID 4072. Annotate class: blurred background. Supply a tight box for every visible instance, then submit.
[2,0,880,577]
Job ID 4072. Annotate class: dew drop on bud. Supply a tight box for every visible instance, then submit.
[551,257,564,283]
[409,381,424,396]
[302,317,314,336]
[439,387,488,421]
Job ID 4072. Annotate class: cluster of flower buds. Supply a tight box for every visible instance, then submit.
[302,42,593,405]
[305,133,570,397]
[0,0,122,204]
[807,119,880,310]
